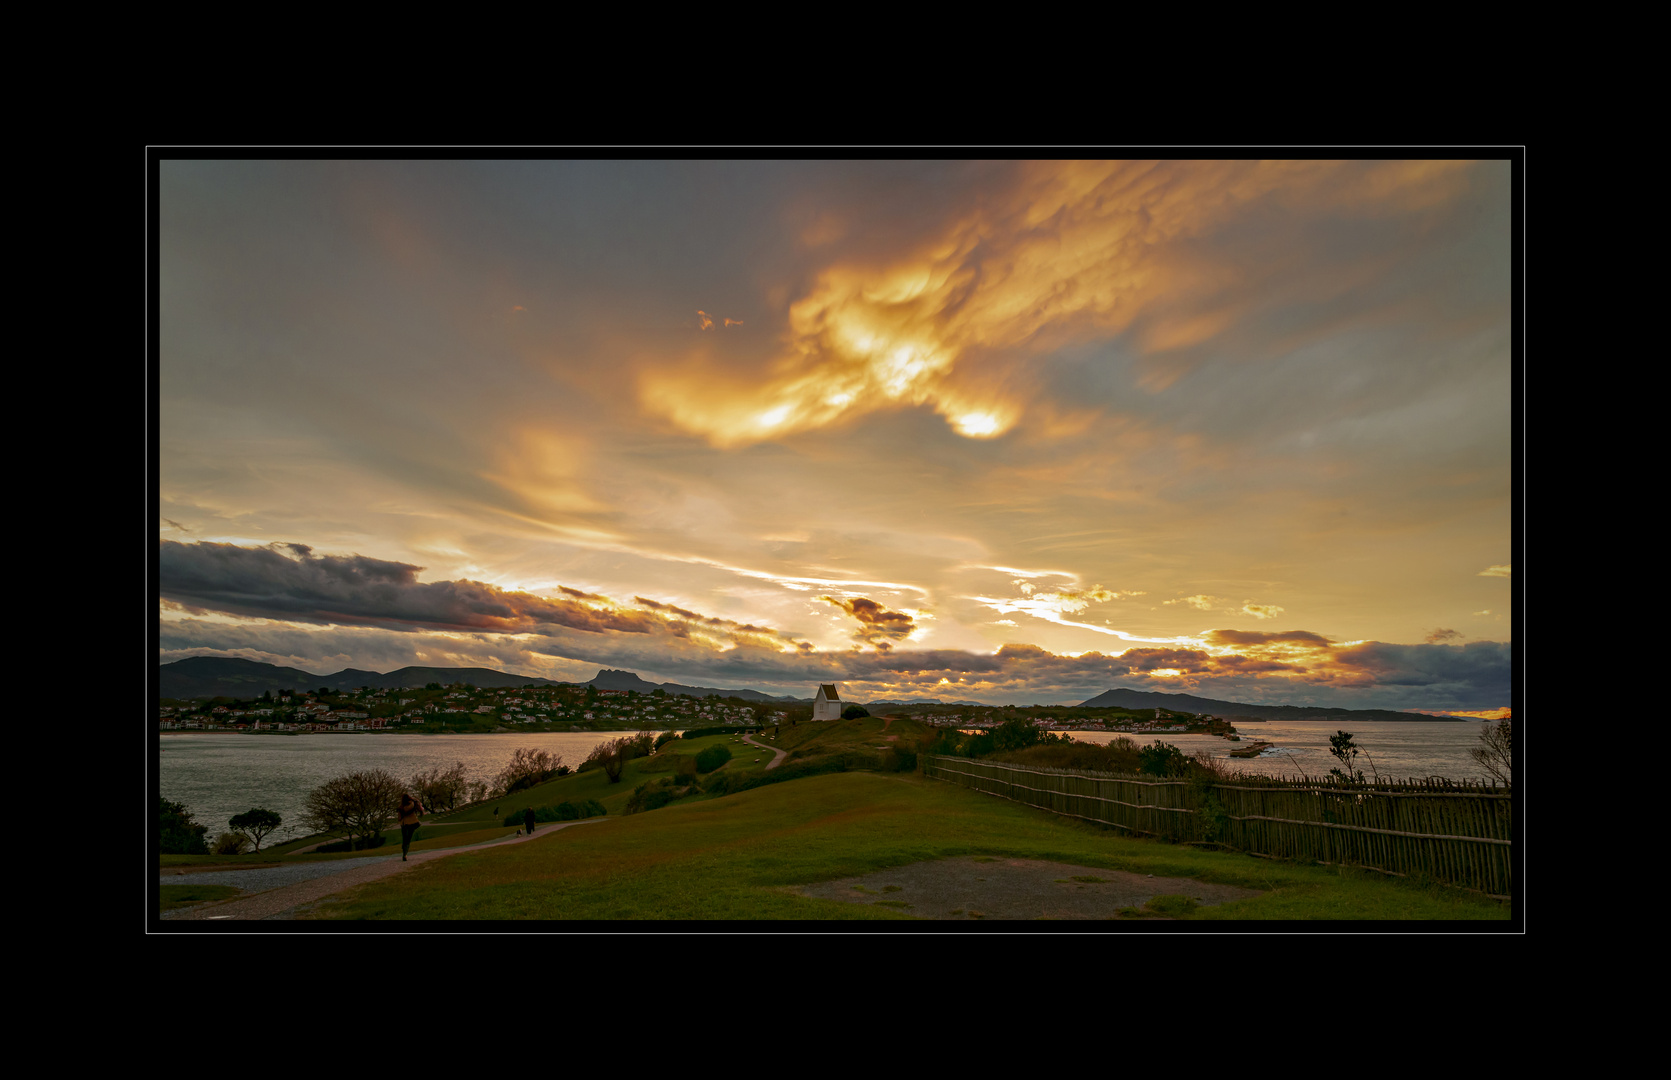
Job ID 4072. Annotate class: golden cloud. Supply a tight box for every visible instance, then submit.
[641,160,1477,446]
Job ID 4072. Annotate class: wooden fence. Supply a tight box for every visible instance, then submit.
[922,755,1513,898]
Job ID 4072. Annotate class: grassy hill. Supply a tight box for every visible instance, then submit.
[163,717,1510,920]
[297,770,1507,921]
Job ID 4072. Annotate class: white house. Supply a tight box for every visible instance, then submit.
[812,683,842,721]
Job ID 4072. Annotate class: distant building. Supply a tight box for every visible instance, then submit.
[813,683,842,721]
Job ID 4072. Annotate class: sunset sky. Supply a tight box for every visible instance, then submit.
[156,158,1516,713]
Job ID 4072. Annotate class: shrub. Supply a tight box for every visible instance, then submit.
[160,797,210,855]
[626,781,679,815]
[1139,741,1190,777]
[695,745,733,773]
[507,800,607,826]
[842,705,870,719]
[211,831,251,855]
[990,737,1143,774]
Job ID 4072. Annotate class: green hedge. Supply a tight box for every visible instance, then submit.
[695,745,733,773]
[677,725,766,740]
[503,800,607,827]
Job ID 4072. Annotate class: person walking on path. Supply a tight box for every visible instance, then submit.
[398,793,426,861]
[523,807,537,837]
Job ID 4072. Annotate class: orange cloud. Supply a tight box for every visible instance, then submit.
[818,595,916,651]
[642,160,1477,446]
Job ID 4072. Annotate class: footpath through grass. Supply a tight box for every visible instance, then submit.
[304,770,1510,921]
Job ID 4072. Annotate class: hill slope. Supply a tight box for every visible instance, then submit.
[1077,686,1464,722]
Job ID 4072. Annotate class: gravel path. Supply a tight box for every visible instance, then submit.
[160,854,398,905]
[161,817,609,922]
[741,732,788,770]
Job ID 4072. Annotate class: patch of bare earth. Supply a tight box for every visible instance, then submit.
[794,856,1263,920]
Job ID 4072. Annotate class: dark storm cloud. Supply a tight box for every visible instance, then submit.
[1325,640,1511,695]
[159,540,657,635]
[818,595,917,651]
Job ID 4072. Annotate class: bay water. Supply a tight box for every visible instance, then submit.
[1065,720,1502,783]
[158,731,653,844]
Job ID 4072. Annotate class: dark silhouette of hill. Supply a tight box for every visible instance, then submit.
[582,669,802,702]
[1077,686,1466,721]
[158,656,798,702]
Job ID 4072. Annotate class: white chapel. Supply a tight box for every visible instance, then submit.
[812,683,842,721]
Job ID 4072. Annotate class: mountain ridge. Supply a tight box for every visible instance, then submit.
[157,656,801,703]
[1077,686,1468,721]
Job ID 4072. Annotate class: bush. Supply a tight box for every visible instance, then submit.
[842,705,870,719]
[990,737,1143,774]
[211,831,251,855]
[505,800,607,827]
[161,797,210,855]
[626,781,678,814]
[1139,741,1190,777]
[695,744,733,773]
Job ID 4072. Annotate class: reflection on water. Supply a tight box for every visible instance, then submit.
[1064,721,1497,783]
[157,731,653,841]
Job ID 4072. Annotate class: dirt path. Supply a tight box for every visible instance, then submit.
[163,817,608,922]
[795,856,1264,920]
[741,731,789,770]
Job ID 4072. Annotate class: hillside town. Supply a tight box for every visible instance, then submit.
[159,682,790,733]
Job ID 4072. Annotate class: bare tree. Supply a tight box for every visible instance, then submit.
[1469,718,1512,787]
[410,761,470,813]
[585,736,637,783]
[496,747,564,794]
[302,769,405,851]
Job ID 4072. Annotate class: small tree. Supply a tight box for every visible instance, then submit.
[1328,730,1365,784]
[302,769,404,851]
[228,808,283,852]
[1470,718,1512,787]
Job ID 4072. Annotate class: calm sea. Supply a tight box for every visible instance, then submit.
[157,731,652,842]
[1065,721,1499,783]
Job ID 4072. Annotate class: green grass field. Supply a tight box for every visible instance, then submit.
[163,719,1512,920]
[300,769,1510,921]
